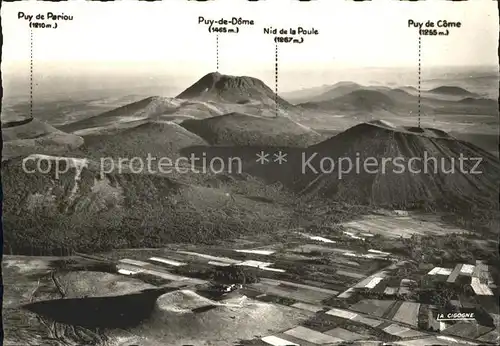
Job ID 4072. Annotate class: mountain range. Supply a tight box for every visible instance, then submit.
[293,82,496,117]
[2,70,499,346]
[2,71,499,256]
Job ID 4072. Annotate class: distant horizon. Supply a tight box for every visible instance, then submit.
[3,0,497,100]
[2,63,498,103]
[3,0,498,80]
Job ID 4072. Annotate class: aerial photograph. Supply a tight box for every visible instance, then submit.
[1,1,499,345]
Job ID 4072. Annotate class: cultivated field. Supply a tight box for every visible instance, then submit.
[324,327,367,342]
[343,213,473,239]
[350,299,397,318]
[443,322,495,339]
[392,302,421,327]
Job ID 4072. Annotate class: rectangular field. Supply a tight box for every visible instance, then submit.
[391,302,420,327]
[478,329,500,343]
[303,279,345,293]
[284,326,343,344]
[117,259,207,283]
[343,214,471,239]
[471,277,494,295]
[352,315,383,327]
[365,277,384,289]
[443,322,494,339]
[271,333,316,346]
[350,299,396,318]
[446,264,463,283]
[119,258,149,267]
[394,337,457,346]
[291,244,346,254]
[260,278,339,295]
[397,329,427,338]
[383,300,404,320]
[291,302,324,313]
[428,267,453,276]
[383,324,411,336]
[325,327,366,341]
[261,335,299,346]
[117,263,144,275]
[337,287,355,299]
[149,257,186,267]
[176,251,241,264]
[336,270,365,279]
[460,264,475,275]
[235,249,275,256]
[325,308,358,320]
[250,282,333,305]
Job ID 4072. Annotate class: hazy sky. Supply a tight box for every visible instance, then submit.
[2,0,498,93]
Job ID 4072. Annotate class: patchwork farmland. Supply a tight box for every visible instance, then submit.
[87,218,500,345]
[342,212,474,239]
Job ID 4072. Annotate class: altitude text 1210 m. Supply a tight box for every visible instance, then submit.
[29,22,58,29]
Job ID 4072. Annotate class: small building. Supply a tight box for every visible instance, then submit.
[401,278,417,287]
[384,287,398,296]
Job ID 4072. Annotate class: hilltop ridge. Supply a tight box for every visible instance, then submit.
[176,72,292,108]
[290,121,500,214]
[429,85,476,96]
[180,111,323,147]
